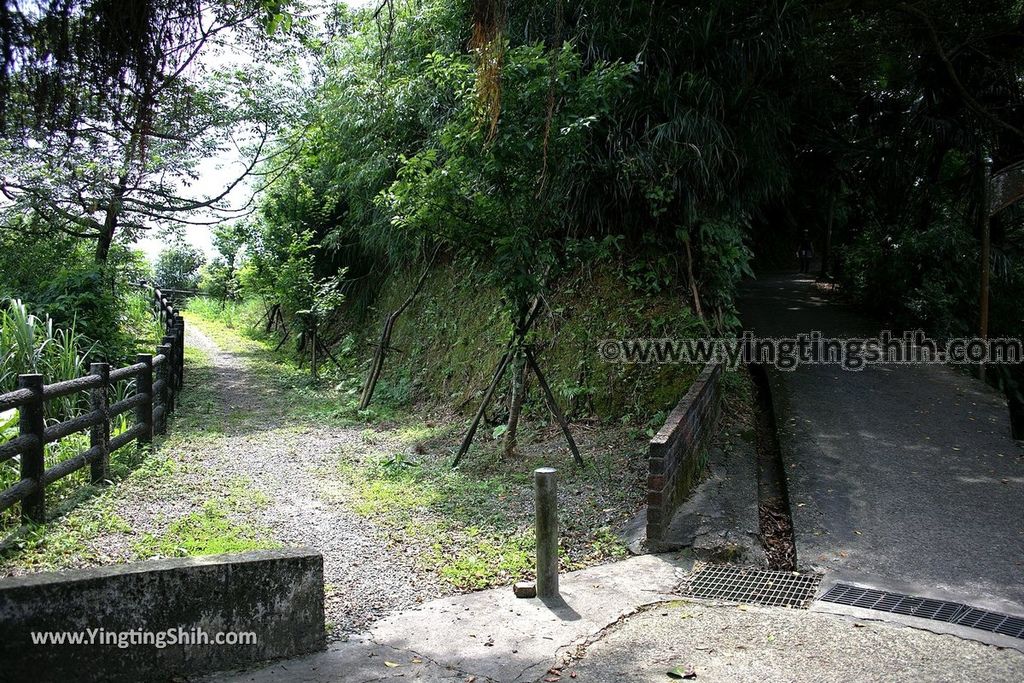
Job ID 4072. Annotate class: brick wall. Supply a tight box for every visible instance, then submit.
[646,363,723,550]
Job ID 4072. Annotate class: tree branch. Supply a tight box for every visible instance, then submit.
[894,3,1024,140]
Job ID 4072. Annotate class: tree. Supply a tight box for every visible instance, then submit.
[155,243,205,291]
[199,223,248,301]
[0,1,303,264]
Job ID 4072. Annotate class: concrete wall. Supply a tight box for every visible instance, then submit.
[0,548,325,683]
[646,363,722,549]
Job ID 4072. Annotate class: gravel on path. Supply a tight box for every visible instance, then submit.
[183,324,436,635]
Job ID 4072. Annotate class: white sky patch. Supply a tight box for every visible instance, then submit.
[139,0,371,264]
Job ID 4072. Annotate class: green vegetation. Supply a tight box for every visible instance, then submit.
[331,440,635,590]
[4,0,1021,435]
[134,484,276,559]
[154,243,206,293]
[1,0,1022,593]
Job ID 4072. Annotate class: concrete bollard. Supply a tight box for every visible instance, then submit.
[534,466,559,598]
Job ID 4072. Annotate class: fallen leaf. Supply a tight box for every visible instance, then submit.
[384,661,399,668]
[667,664,697,679]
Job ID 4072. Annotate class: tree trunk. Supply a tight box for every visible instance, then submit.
[684,237,704,320]
[503,348,527,458]
[819,193,835,280]
[979,155,993,340]
[95,172,128,264]
[311,320,319,380]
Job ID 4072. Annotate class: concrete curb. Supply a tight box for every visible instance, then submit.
[0,548,325,683]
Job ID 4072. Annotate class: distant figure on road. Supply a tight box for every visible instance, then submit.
[797,230,814,274]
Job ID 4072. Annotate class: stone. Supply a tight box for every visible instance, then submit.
[513,581,537,598]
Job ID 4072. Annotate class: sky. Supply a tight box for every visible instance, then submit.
[137,0,374,264]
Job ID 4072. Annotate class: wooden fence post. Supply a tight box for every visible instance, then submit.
[18,374,45,524]
[136,354,154,445]
[156,343,171,433]
[162,333,177,411]
[175,316,185,394]
[89,362,110,484]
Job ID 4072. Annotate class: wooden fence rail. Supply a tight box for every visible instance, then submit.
[0,286,186,524]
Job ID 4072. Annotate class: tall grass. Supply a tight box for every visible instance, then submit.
[0,299,91,399]
[0,299,143,531]
[186,296,262,330]
[120,288,166,352]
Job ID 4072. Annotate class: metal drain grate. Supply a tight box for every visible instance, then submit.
[683,565,822,608]
[819,584,1024,640]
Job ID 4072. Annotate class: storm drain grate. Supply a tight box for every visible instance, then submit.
[819,584,1024,640]
[683,565,822,608]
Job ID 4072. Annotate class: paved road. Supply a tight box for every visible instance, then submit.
[739,273,1024,616]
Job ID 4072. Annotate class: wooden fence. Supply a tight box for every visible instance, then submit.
[0,286,186,524]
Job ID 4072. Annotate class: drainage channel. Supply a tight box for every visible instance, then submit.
[683,565,821,608]
[819,584,1024,641]
[748,363,797,570]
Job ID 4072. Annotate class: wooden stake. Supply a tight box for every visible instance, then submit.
[452,348,514,467]
[524,346,584,467]
[359,251,437,410]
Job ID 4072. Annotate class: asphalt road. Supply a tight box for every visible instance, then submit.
[739,273,1024,616]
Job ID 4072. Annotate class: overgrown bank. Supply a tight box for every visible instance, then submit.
[352,261,703,422]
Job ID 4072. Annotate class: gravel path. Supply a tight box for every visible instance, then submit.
[184,324,434,635]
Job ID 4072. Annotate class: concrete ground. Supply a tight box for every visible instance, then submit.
[739,273,1024,615]
[568,600,1024,683]
[659,431,765,565]
[206,553,1024,683]
[207,554,689,683]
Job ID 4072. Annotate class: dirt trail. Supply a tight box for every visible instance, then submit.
[182,324,434,634]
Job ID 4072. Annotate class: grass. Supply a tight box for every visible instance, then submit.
[183,296,262,332]
[184,305,645,592]
[3,495,133,572]
[1,449,175,572]
[134,473,275,559]
[329,431,636,590]
[135,501,276,558]
[2,298,656,593]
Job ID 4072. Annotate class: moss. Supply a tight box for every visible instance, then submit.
[134,500,278,558]
[134,481,275,558]
[359,262,704,423]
